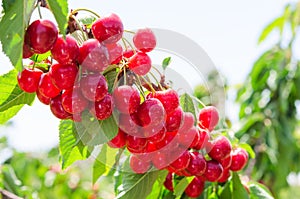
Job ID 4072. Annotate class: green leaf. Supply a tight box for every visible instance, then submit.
[249,182,274,199]
[258,16,284,44]
[146,170,168,199]
[162,57,171,70]
[0,0,36,71]
[74,112,118,146]
[239,143,256,159]
[180,93,196,120]
[117,165,164,199]
[59,120,87,169]
[77,15,97,29]
[232,172,249,199]
[46,0,68,36]
[30,51,51,62]
[220,181,233,199]
[173,176,194,198]
[2,0,17,13]
[0,70,35,124]
[2,165,22,196]
[93,144,118,184]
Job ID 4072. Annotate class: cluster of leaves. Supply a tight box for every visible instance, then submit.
[236,2,300,197]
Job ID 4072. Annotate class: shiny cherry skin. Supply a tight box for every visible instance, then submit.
[186,151,207,176]
[198,106,219,131]
[106,43,123,64]
[128,52,152,76]
[129,154,151,174]
[177,126,197,148]
[91,13,124,44]
[36,88,51,105]
[169,150,190,172]
[205,160,223,182]
[148,89,179,114]
[49,63,78,90]
[218,168,231,183]
[163,172,174,192]
[90,94,113,120]
[107,128,127,148]
[208,135,232,161]
[50,95,72,120]
[26,19,58,54]
[166,107,183,132]
[230,148,249,171]
[51,35,79,64]
[133,28,156,52]
[78,39,109,72]
[126,135,147,153]
[61,88,89,114]
[80,73,108,102]
[17,68,43,93]
[112,85,140,114]
[38,73,61,98]
[184,177,205,198]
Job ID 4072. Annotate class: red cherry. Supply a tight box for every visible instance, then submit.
[218,168,231,183]
[156,131,177,150]
[186,151,207,176]
[128,52,152,76]
[204,160,223,182]
[163,173,174,192]
[61,88,89,114]
[23,43,34,58]
[107,128,127,148]
[129,155,151,174]
[194,130,210,150]
[177,126,197,148]
[137,98,166,128]
[118,113,141,136]
[78,39,109,72]
[230,148,248,171]
[36,88,50,105]
[147,127,166,143]
[38,73,61,98]
[26,19,58,54]
[152,151,167,169]
[133,28,156,52]
[90,94,113,120]
[50,95,72,119]
[112,85,140,114]
[198,106,219,131]
[166,107,183,132]
[219,154,232,169]
[51,35,79,64]
[178,112,195,132]
[80,73,108,102]
[169,150,190,172]
[149,89,179,114]
[91,13,124,44]
[17,68,43,93]
[123,49,134,59]
[126,135,147,153]
[208,135,232,161]
[106,43,123,64]
[184,177,205,198]
[49,63,78,90]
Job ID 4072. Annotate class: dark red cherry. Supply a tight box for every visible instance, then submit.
[186,151,207,176]
[128,52,152,76]
[90,94,113,120]
[61,88,89,114]
[49,63,78,90]
[208,135,232,161]
[163,173,174,192]
[126,135,147,153]
[169,150,190,172]
[26,19,58,54]
[51,35,79,64]
[177,126,197,148]
[108,128,127,148]
[112,85,140,114]
[230,148,248,171]
[91,13,124,44]
[50,95,72,120]
[204,160,223,182]
[133,28,156,52]
[17,68,43,93]
[184,177,205,198]
[218,168,231,183]
[80,73,108,102]
[130,154,151,174]
[166,107,183,132]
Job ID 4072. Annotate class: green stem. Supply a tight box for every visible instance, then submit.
[148,72,164,91]
[37,3,43,19]
[123,68,127,85]
[124,30,136,34]
[139,76,156,93]
[135,75,146,100]
[190,95,206,108]
[71,8,101,18]
[122,37,136,53]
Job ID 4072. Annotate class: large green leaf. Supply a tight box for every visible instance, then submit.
[249,182,274,199]
[0,70,35,124]
[59,120,88,169]
[232,172,249,199]
[146,170,168,199]
[0,0,36,71]
[173,176,194,198]
[46,0,68,36]
[180,93,197,120]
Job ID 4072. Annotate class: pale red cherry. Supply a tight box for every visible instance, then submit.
[133,28,156,52]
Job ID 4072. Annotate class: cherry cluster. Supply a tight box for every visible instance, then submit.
[18,11,249,198]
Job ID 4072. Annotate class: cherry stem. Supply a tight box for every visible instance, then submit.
[190,95,206,108]
[152,65,164,77]
[121,38,128,51]
[148,72,164,91]
[123,67,127,85]
[121,37,136,54]
[135,75,146,100]
[71,8,101,18]
[139,76,156,93]
[37,3,43,19]
[70,15,88,41]
[124,30,136,34]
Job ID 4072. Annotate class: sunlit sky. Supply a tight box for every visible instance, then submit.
[0,0,298,152]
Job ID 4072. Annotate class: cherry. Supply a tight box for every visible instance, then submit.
[177,126,197,147]
[137,98,166,128]
[218,168,231,183]
[80,73,108,102]
[186,151,207,176]
[194,130,210,150]
[112,85,140,114]
[145,141,157,153]
[118,113,140,136]
[184,177,205,198]
[190,130,201,149]
[219,154,232,169]
[133,28,156,52]
[230,148,248,171]
[122,49,134,59]
[129,155,151,174]
[128,52,152,76]
[126,135,147,153]
[156,131,177,150]
[198,106,219,131]
[17,68,43,93]
[169,150,190,172]
[178,112,195,132]
[149,89,179,114]
[106,43,123,64]
[147,127,166,143]
[204,160,223,182]
[163,173,174,192]
[23,43,34,58]
[152,151,167,169]
[49,63,78,90]
[90,94,113,120]
[107,128,127,148]
[38,73,61,98]
[91,13,124,44]
[26,19,58,54]
[51,35,79,64]
[174,169,192,177]
[78,39,109,72]
[208,135,232,161]
[36,88,50,105]
[50,95,72,120]
[61,88,89,114]
[165,107,183,132]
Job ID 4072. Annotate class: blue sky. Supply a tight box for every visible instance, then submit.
[0,0,296,152]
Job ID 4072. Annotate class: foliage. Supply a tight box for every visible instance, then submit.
[236,2,300,197]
